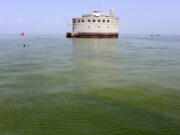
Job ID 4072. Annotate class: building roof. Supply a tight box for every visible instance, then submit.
[82,11,110,18]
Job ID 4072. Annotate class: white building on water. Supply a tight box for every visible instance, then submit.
[66,8,119,38]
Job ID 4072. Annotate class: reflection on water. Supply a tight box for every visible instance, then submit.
[72,38,118,66]
[0,35,180,135]
[72,38,118,52]
[71,39,121,91]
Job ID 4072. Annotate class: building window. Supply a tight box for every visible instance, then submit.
[78,20,80,23]
[98,20,101,22]
[107,20,110,23]
[82,20,84,23]
[93,20,96,22]
[98,26,100,28]
[103,20,105,23]
[73,20,76,23]
[88,20,91,22]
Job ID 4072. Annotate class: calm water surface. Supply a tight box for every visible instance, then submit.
[0,34,180,135]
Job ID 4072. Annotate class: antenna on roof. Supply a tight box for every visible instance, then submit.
[90,0,101,12]
[98,0,101,11]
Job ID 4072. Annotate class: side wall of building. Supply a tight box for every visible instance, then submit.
[72,17,119,34]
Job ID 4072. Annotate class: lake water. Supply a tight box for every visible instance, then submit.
[0,34,180,135]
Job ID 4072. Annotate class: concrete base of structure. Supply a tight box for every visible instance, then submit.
[66,32,118,38]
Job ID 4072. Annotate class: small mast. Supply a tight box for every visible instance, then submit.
[110,8,114,17]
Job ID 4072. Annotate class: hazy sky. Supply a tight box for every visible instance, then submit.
[0,0,180,35]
